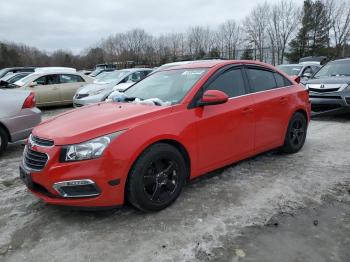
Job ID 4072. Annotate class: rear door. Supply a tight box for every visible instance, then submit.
[59,74,86,103]
[30,74,61,105]
[194,66,255,173]
[244,66,293,153]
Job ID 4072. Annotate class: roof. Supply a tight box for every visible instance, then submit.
[164,60,277,71]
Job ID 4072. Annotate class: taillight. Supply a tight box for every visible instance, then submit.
[22,92,36,108]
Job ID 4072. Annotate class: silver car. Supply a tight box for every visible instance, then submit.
[0,90,41,154]
[73,68,152,107]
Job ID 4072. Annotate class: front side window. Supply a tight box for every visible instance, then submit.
[35,75,60,85]
[124,68,208,105]
[246,68,277,92]
[206,69,246,98]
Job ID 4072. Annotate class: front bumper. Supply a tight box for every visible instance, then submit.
[309,91,350,110]
[20,144,127,207]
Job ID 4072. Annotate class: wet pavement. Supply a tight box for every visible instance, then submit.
[0,106,349,262]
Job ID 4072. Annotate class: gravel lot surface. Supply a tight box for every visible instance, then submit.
[0,106,349,262]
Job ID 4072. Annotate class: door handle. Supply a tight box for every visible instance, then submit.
[242,107,253,114]
[279,97,287,104]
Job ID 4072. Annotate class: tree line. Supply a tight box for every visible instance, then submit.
[0,0,349,70]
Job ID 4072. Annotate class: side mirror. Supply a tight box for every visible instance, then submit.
[29,82,38,87]
[197,90,229,106]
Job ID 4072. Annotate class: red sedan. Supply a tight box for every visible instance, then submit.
[20,60,311,212]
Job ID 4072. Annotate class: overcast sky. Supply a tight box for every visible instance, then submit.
[0,0,304,54]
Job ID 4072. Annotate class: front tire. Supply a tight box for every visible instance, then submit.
[0,127,9,155]
[127,143,186,212]
[281,112,307,153]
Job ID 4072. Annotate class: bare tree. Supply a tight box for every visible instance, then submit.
[268,0,300,64]
[244,3,270,61]
[218,20,242,59]
[325,0,350,56]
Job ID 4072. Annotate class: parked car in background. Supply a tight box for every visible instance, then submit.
[299,56,328,65]
[11,71,93,107]
[305,58,350,112]
[20,60,310,211]
[277,63,321,80]
[0,89,41,154]
[0,67,35,79]
[78,70,92,75]
[0,72,31,88]
[73,68,152,107]
[89,68,115,77]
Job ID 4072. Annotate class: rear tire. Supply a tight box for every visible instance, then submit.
[127,143,186,212]
[0,127,9,155]
[281,112,307,154]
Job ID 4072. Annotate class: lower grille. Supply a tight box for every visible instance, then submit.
[23,147,48,172]
[310,95,341,99]
[345,97,350,105]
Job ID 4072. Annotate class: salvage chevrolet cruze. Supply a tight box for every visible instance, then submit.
[20,60,311,212]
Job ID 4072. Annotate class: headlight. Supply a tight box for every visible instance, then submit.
[60,131,125,162]
[87,88,105,96]
[342,84,350,91]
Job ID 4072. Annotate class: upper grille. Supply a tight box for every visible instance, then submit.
[309,87,340,93]
[75,94,89,99]
[30,135,54,147]
[23,147,48,172]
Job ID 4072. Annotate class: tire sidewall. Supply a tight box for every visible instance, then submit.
[284,112,307,153]
[128,144,186,211]
[0,127,8,154]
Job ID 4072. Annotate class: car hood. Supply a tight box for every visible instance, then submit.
[77,82,115,94]
[306,76,350,85]
[113,82,134,91]
[32,102,172,145]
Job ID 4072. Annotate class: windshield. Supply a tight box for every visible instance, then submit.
[94,70,129,84]
[13,73,37,87]
[277,65,302,76]
[123,68,208,105]
[313,60,350,78]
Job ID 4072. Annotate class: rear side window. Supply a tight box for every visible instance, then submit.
[206,69,246,98]
[246,68,277,92]
[59,74,85,83]
[274,72,292,87]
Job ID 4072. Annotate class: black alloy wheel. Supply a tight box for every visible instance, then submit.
[282,112,307,153]
[127,143,186,212]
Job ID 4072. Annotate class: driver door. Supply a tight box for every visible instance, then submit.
[194,67,255,174]
[29,74,61,106]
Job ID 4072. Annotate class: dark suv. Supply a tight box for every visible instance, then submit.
[306,58,350,112]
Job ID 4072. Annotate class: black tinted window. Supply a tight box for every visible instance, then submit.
[35,75,60,85]
[274,72,292,87]
[206,69,246,98]
[247,68,277,92]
